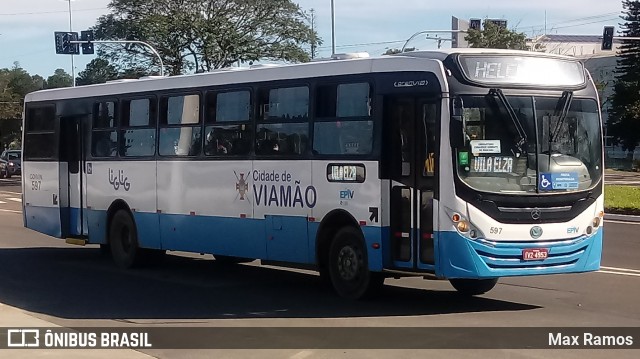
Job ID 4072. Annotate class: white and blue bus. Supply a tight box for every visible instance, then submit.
[22,49,604,299]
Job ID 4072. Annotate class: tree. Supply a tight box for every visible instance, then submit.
[607,0,640,157]
[76,58,119,85]
[0,63,42,149]
[465,20,527,50]
[46,69,72,89]
[92,0,321,76]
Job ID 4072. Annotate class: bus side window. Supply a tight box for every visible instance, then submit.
[204,90,252,157]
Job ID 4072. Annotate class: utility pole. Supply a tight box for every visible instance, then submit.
[66,0,76,87]
[330,0,336,56]
[310,9,317,59]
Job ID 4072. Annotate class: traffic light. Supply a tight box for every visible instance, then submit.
[54,31,79,55]
[470,19,482,30]
[81,30,95,55]
[602,26,615,51]
[489,19,508,29]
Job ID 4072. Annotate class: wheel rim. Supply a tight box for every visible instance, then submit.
[337,245,361,281]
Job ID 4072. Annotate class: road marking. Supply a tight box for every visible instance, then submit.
[604,220,640,225]
[601,266,640,274]
[6,198,21,202]
[0,201,5,204]
[0,191,21,195]
[0,208,22,214]
[598,270,640,277]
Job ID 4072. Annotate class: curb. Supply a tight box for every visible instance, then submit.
[605,214,640,223]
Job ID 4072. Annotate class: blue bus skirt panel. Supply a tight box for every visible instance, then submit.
[436,228,603,279]
[24,205,62,238]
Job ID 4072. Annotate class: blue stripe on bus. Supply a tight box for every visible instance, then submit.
[436,228,603,278]
[83,209,384,270]
[28,205,603,278]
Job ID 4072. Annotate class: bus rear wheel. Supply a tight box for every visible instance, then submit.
[449,278,498,296]
[109,210,141,269]
[329,227,383,299]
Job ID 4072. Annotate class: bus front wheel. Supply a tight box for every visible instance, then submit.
[109,210,140,269]
[449,278,498,296]
[329,227,383,299]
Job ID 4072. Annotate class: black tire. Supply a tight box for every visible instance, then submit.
[214,255,254,264]
[449,278,498,296]
[328,226,384,299]
[109,210,141,269]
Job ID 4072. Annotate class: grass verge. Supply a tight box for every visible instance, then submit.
[605,185,640,215]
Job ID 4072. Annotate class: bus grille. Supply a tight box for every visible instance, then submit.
[469,237,589,270]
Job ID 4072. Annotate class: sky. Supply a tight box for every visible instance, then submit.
[0,0,626,78]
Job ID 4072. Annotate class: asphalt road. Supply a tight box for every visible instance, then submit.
[0,181,639,358]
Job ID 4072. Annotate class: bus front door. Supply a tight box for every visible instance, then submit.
[59,115,88,238]
[387,97,438,271]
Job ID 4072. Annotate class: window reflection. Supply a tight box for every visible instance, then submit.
[204,125,252,156]
[256,123,308,155]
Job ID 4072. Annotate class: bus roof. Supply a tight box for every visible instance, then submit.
[25,55,448,103]
[25,48,582,103]
[397,48,580,61]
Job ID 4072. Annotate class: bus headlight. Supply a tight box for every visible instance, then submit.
[457,221,470,233]
[444,207,483,240]
[592,217,601,228]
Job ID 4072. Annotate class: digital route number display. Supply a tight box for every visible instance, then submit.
[471,156,514,174]
[458,55,585,87]
[327,164,366,183]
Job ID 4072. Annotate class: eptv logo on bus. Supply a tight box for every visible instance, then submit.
[340,189,355,199]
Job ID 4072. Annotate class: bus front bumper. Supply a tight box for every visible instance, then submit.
[436,228,603,279]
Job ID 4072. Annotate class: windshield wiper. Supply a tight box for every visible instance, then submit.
[545,91,574,172]
[550,91,574,143]
[488,88,527,154]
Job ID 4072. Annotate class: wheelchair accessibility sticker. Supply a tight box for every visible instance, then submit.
[539,172,579,191]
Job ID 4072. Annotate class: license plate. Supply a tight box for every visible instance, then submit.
[522,248,549,261]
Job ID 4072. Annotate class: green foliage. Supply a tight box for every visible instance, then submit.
[46,69,73,89]
[76,58,119,85]
[605,185,640,214]
[0,64,73,148]
[465,20,528,50]
[77,57,153,85]
[607,0,640,155]
[92,0,321,75]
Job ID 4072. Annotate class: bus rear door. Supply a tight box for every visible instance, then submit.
[59,115,88,238]
[387,96,439,271]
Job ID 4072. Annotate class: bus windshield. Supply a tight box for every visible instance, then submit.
[454,95,602,194]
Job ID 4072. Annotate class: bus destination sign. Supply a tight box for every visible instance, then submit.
[458,55,585,87]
